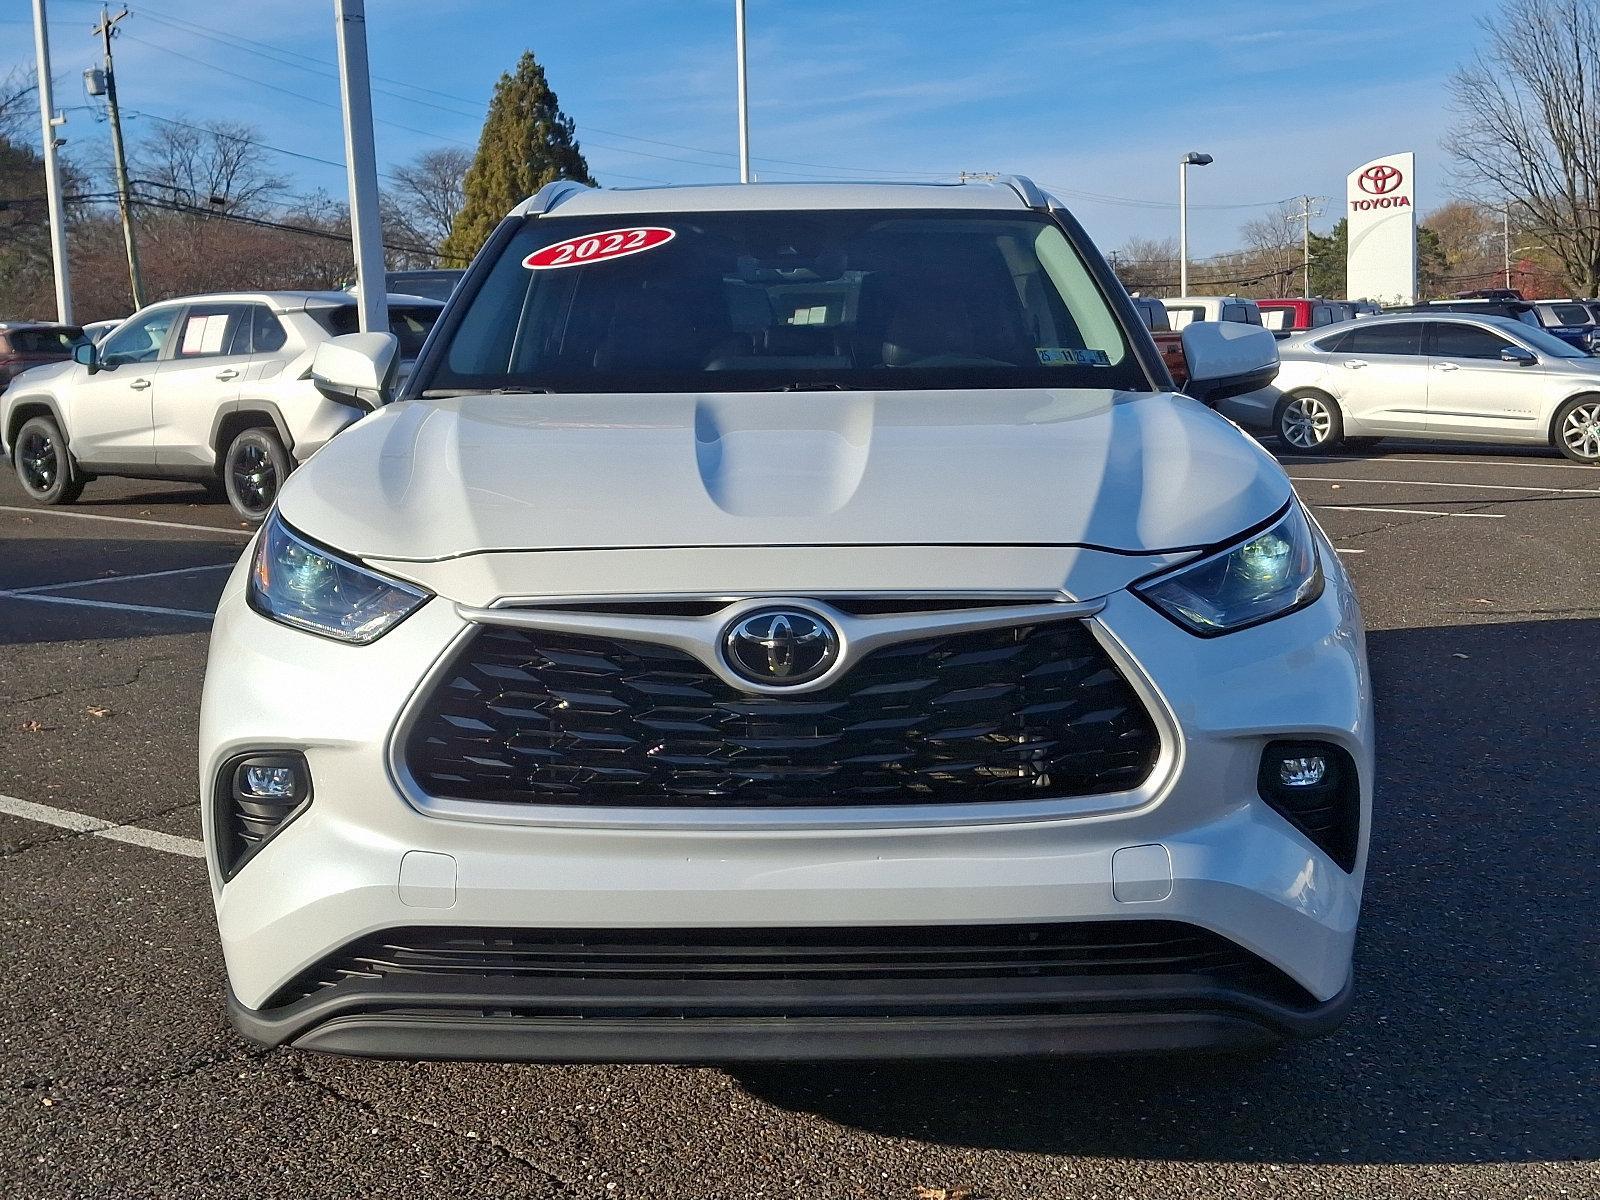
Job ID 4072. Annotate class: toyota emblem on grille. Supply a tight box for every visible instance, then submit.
[723,608,839,686]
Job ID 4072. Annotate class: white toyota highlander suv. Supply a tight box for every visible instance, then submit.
[1,290,441,520]
[201,178,1373,1062]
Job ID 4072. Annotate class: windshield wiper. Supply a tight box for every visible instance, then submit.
[779,381,856,391]
[421,386,554,397]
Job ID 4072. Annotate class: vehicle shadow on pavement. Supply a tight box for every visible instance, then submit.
[731,617,1599,1166]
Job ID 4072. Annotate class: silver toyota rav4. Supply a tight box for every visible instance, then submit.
[201,177,1373,1062]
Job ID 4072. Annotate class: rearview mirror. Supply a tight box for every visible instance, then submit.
[1500,345,1536,365]
[1179,321,1280,406]
[72,341,99,374]
[310,332,399,410]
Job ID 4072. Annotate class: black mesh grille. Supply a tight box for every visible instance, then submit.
[269,921,1310,1012]
[402,618,1161,807]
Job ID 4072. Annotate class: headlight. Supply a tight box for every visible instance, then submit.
[247,513,429,643]
[1135,503,1323,635]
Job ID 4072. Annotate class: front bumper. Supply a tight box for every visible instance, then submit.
[200,540,1372,1061]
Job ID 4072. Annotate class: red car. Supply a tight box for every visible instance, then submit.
[1257,299,1355,339]
[0,322,85,388]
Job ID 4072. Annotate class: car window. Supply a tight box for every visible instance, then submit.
[1164,305,1205,330]
[320,304,439,359]
[1548,303,1591,326]
[100,308,179,367]
[1221,304,1244,323]
[1312,306,1333,326]
[430,209,1146,394]
[9,329,80,354]
[1330,322,1424,355]
[251,306,289,354]
[1496,322,1590,358]
[1259,307,1293,331]
[174,304,250,360]
[1429,323,1513,360]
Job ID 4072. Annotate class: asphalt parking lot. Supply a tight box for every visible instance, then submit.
[0,443,1595,1199]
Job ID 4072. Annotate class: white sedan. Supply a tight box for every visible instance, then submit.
[1219,312,1600,463]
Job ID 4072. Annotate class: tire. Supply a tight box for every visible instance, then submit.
[1553,394,1600,464]
[223,427,291,521]
[12,415,85,505]
[1275,391,1345,454]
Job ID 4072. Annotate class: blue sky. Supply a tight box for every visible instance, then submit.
[10,0,1502,255]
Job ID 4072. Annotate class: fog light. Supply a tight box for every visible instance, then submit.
[241,764,297,799]
[217,752,312,879]
[1278,755,1328,788]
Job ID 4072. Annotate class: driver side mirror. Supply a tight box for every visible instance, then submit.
[1500,345,1537,365]
[72,341,100,375]
[310,332,399,410]
[1179,321,1280,406]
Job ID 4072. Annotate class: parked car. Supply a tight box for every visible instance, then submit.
[79,318,124,345]
[1162,295,1265,330]
[1,291,442,520]
[1257,299,1356,339]
[1385,297,1599,351]
[0,321,84,388]
[1532,299,1600,352]
[201,176,1372,1065]
[1220,311,1600,462]
[1127,294,1188,385]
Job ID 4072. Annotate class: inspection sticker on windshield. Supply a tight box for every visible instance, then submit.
[1038,347,1110,366]
[523,227,676,270]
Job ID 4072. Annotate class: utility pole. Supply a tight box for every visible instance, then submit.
[734,0,751,182]
[93,6,144,310]
[333,0,388,335]
[1298,195,1323,297]
[1503,203,1512,290]
[31,0,72,323]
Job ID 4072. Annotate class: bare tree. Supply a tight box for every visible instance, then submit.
[1447,0,1600,293]
[1110,236,1179,295]
[133,118,287,215]
[1238,201,1304,295]
[0,67,34,144]
[386,146,473,262]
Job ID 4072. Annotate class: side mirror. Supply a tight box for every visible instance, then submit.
[310,332,399,410]
[72,341,99,374]
[1179,320,1280,406]
[1500,345,1537,365]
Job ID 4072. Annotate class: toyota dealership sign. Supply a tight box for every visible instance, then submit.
[1347,152,1417,304]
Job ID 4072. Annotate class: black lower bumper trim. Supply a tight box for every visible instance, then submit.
[228,974,1354,1063]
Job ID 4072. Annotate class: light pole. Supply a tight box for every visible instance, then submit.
[1178,151,1212,296]
[333,0,387,335]
[31,0,72,322]
[734,0,750,182]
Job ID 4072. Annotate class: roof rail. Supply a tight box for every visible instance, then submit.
[995,174,1049,211]
[511,179,596,217]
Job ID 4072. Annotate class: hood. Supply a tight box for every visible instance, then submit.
[276,389,1292,561]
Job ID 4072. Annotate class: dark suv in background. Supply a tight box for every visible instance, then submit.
[0,321,85,388]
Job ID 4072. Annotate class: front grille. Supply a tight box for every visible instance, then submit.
[268,921,1310,1013]
[402,618,1161,808]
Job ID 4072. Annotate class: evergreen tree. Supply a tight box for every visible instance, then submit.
[440,51,593,263]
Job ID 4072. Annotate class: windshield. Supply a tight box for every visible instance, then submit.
[1514,322,1591,358]
[427,208,1145,393]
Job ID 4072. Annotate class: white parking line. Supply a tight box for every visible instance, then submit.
[0,590,215,620]
[0,793,204,859]
[1316,505,1504,519]
[1285,454,1597,471]
[7,562,235,596]
[1335,548,1366,554]
[0,504,254,537]
[1290,475,1600,495]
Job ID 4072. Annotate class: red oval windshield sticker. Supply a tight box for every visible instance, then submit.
[523,226,676,270]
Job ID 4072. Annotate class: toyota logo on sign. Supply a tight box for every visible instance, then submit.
[1358,164,1403,196]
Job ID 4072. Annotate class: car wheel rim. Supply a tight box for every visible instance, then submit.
[232,444,276,512]
[1282,397,1331,448]
[1561,401,1600,460]
[18,430,58,491]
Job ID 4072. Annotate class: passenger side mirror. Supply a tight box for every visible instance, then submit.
[1179,320,1279,406]
[310,332,399,410]
[72,341,100,374]
[1500,345,1537,365]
